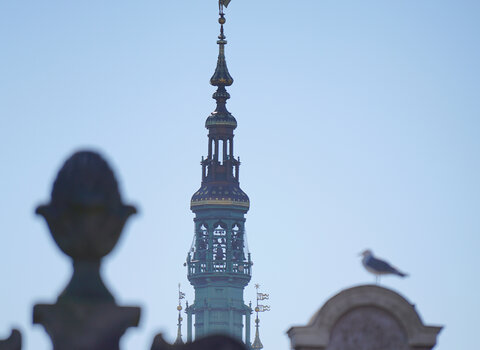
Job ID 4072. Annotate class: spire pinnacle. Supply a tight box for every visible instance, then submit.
[174,284,185,345]
[206,3,237,129]
[211,0,233,87]
[252,320,263,350]
[210,12,233,87]
[252,284,270,350]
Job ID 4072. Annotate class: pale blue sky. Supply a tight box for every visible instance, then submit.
[1,1,479,349]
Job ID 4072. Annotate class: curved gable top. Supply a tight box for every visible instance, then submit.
[287,285,442,350]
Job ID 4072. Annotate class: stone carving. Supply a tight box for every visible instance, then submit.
[287,285,442,350]
[36,151,137,303]
[327,306,409,350]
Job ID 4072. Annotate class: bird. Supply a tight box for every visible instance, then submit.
[360,249,408,284]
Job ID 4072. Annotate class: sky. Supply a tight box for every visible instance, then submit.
[1,0,479,349]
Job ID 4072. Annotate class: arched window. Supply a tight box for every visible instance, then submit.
[231,224,245,262]
[194,224,209,262]
[200,224,208,236]
[213,224,227,263]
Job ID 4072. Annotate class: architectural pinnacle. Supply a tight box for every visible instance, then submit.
[206,5,237,127]
[174,284,185,345]
[251,319,264,350]
[210,13,233,88]
[252,285,270,349]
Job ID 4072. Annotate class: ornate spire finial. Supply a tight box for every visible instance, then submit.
[252,284,270,350]
[210,9,233,88]
[207,1,237,127]
[174,284,186,345]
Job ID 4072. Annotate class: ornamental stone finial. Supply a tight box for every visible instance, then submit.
[36,150,137,303]
[33,150,140,350]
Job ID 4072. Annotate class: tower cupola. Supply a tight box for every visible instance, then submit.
[190,4,248,210]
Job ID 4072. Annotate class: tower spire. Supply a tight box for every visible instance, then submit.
[187,1,252,343]
[174,284,185,345]
[252,284,270,350]
[191,0,249,207]
[205,3,237,129]
[210,11,233,88]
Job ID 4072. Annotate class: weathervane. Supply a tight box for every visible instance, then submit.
[218,0,231,15]
[174,283,186,345]
[252,284,270,349]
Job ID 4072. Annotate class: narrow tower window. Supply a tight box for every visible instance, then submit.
[214,139,219,162]
[209,138,214,159]
[219,140,224,164]
[194,224,209,272]
[212,224,227,272]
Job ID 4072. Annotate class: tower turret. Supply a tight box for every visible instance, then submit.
[186,1,253,345]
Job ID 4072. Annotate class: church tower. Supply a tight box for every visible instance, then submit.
[185,1,253,345]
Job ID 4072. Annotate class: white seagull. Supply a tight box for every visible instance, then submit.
[360,249,408,284]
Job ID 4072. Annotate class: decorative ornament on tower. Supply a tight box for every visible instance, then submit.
[252,284,270,350]
[185,0,253,345]
[174,284,186,345]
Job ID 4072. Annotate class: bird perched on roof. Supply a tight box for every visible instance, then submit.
[360,249,408,284]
